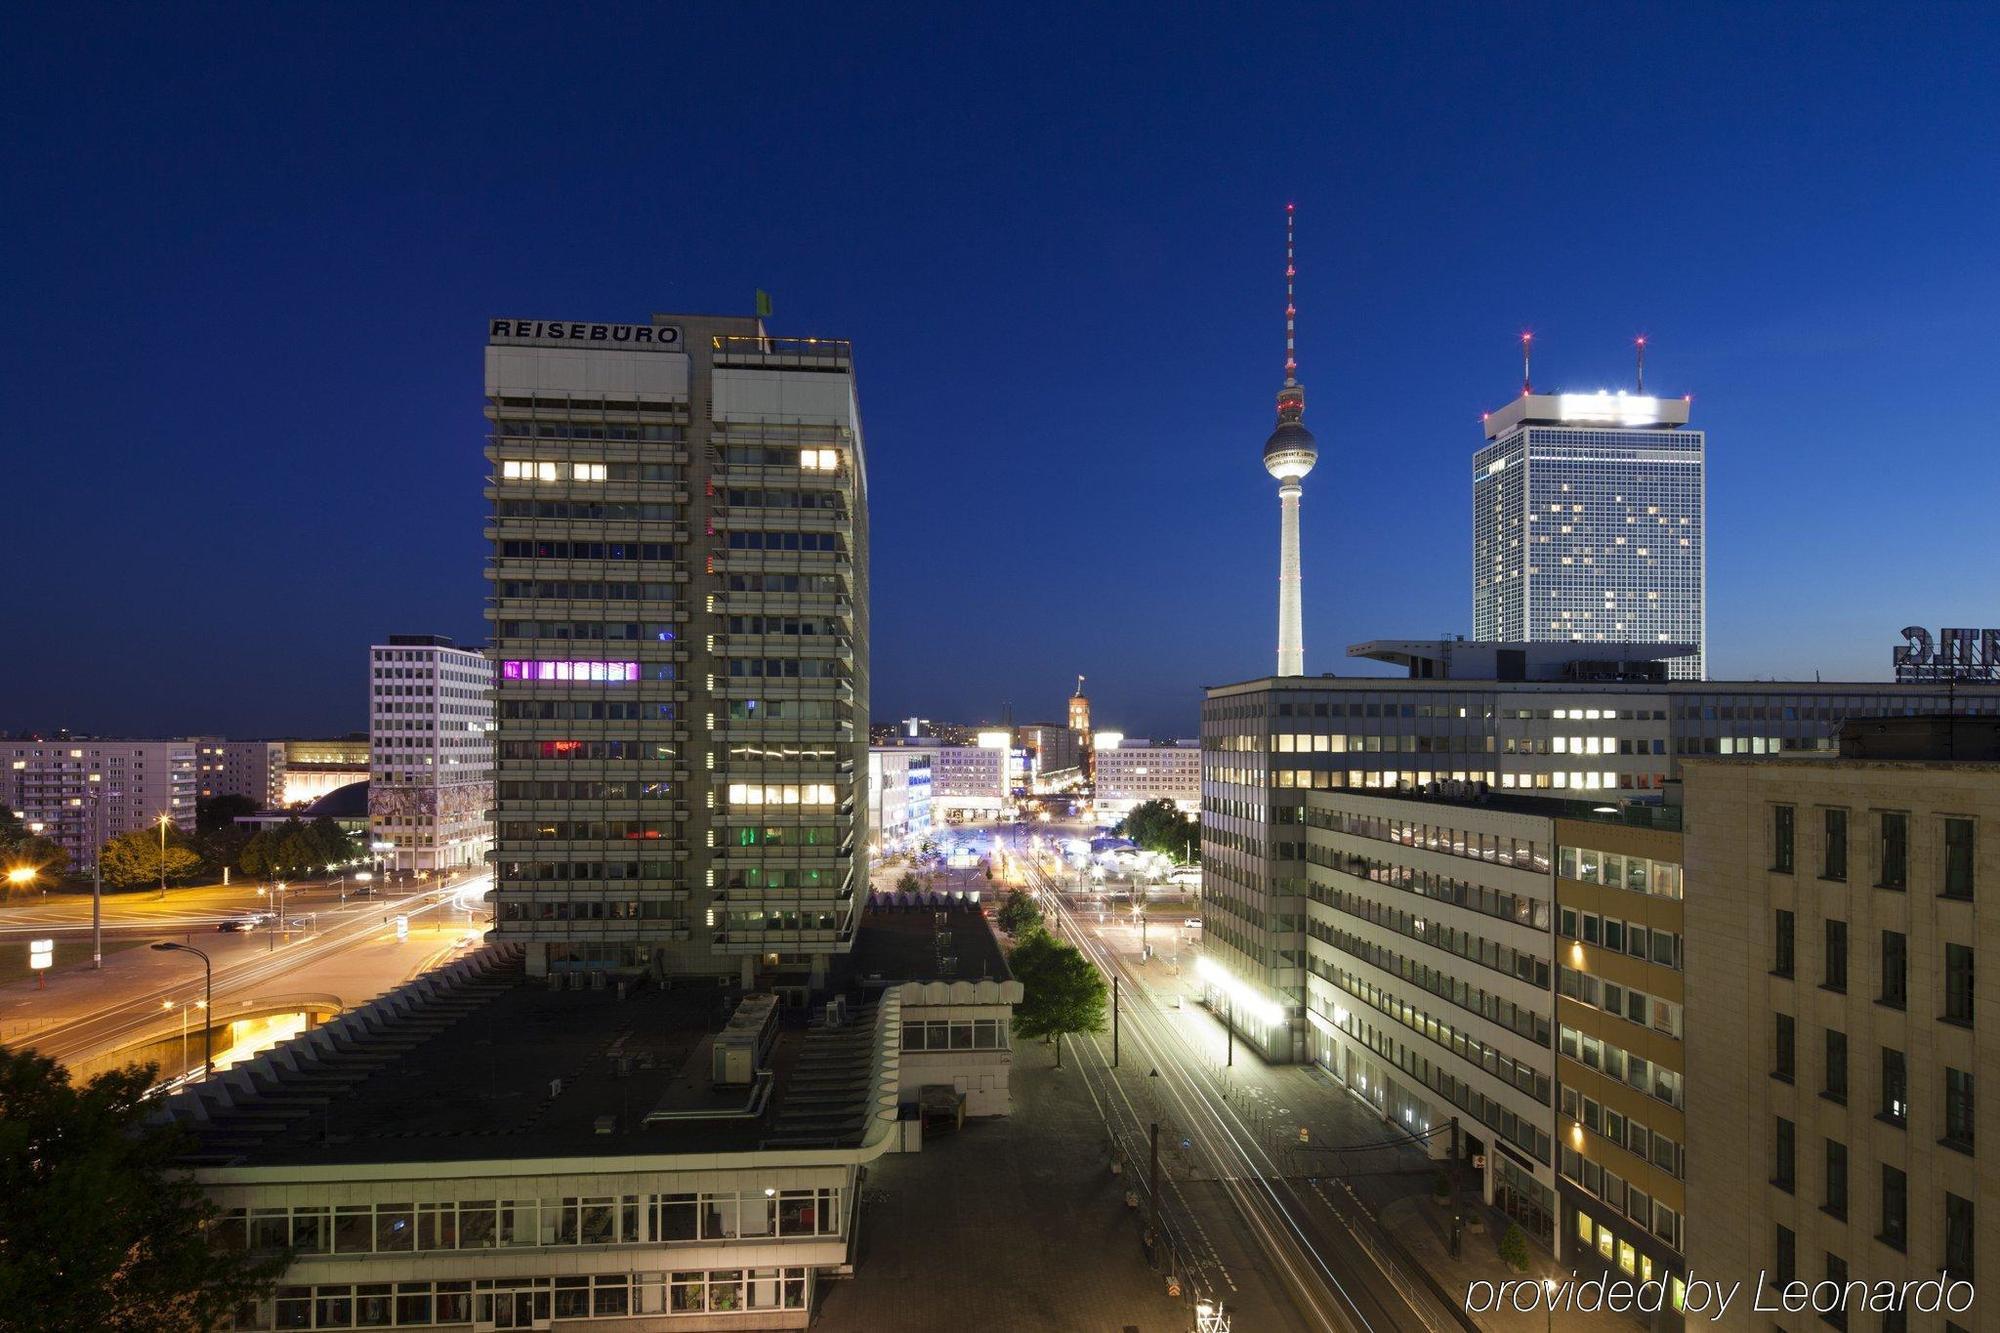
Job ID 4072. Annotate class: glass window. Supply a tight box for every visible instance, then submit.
[1823,807,1847,880]
[1773,806,1795,873]
[355,1284,393,1328]
[1945,944,1975,1024]
[1881,930,1908,1007]
[1879,812,1908,889]
[1825,1029,1847,1101]
[1824,919,1848,992]
[375,1204,413,1253]
[1880,1165,1907,1251]
[1944,818,1975,899]
[1824,1138,1848,1217]
[1945,1193,1975,1278]
[1882,1048,1908,1123]
[669,1273,706,1313]
[291,1207,329,1254]
[1946,1068,1975,1148]
[1774,1013,1795,1081]
[334,1205,372,1254]
[1774,1117,1796,1191]
[458,1202,496,1249]
[654,1193,697,1241]
[1773,909,1794,977]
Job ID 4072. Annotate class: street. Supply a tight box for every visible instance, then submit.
[986,819,1469,1333]
[0,870,492,1081]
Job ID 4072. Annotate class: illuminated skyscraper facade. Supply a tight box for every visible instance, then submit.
[484,314,868,991]
[1474,392,1705,680]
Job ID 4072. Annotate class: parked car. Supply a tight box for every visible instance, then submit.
[1182,917,1203,929]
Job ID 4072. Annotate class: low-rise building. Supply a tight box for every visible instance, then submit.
[4,738,196,867]
[283,737,370,807]
[853,898,1022,1117]
[153,946,904,1331]
[1093,738,1199,820]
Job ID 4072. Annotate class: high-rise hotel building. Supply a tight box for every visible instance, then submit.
[1474,392,1705,679]
[484,315,867,991]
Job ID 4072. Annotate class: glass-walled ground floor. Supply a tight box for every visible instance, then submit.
[235,1267,819,1330]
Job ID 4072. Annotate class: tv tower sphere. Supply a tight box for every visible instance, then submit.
[1263,411,1317,480]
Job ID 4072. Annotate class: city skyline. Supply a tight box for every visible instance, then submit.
[7,7,2000,742]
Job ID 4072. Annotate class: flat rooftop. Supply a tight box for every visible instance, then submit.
[850,901,1010,986]
[166,950,889,1168]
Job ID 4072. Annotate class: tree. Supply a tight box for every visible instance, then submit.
[195,795,259,836]
[0,810,69,888]
[236,829,276,879]
[894,871,925,895]
[1009,931,1107,1068]
[306,817,356,870]
[1497,1221,1530,1272]
[97,827,202,890]
[0,1044,287,1329]
[996,888,1043,936]
[1116,799,1199,863]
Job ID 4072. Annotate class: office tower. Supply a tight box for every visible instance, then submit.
[485,314,868,990]
[1474,388,1705,679]
[866,747,932,852]
[1682,716,1999,1314]
[1198,640,2000,1066]
[1263,203,1317,677]
[3,739,195,867]
[367,635,495,875]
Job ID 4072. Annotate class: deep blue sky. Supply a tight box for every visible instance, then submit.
[5,4,1998,741]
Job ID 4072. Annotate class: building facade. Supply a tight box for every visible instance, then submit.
[1473,393,1705,679]
[1200,648,2000,1066]
[1017,723,1082,788]
[4,739,196,867]
[484,314,868,991]
[193,738,288,808]
[1552,812,1690,1317]
[1681,721,1997,1329]
[283,737,370,807]
[368,636,495,875]
[1092,739,1200,820]
[1301,789,1562,1250]
[866,748,932,854]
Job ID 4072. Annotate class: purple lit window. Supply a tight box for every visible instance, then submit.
[500,660,639,683]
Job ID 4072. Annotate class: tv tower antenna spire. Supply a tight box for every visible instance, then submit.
[1263,202,1318,677]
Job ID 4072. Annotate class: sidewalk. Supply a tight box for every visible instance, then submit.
[811,1058,1195,1333]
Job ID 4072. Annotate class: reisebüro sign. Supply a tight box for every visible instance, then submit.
[488,319,682,350]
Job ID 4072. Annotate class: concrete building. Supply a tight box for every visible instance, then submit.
[151,946,905,1332]
[283,737,370,807]
[368,635,495,876]
[1092,738,1200,820]
[1200,641,2000,1066]
[1301,788,1562,1250]
[1016,723,1082,788]
[484,314,868,993]
[1682,717,1997,1328]
[1552,809,1690,1313]
[855,898,1023,1118]
[193,738,288,808]
[1473,390,1706,679]
[919,739,1011,819]
[866,747,932,854]
[3,739,196,868]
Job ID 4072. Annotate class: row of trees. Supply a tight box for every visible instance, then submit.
[0,799,360,895]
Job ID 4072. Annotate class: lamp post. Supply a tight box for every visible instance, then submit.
[158,813,171,899]
[88,775,104,968]
[150,942,212,1080]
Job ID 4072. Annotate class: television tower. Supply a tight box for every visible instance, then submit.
[1263,202,1318,677]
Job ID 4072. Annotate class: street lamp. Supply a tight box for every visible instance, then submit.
[1543,1277,1557,1333]
[150,942,213,1080]
[157,813,171,899]
[4,865,35,903]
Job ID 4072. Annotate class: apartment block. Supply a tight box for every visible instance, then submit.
[4,739,197,867]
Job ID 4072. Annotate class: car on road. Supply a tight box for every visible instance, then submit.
[216,917,259,933]
[1182,917,1203,929]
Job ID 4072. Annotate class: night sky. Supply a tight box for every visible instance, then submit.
[6,5,1998,741]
